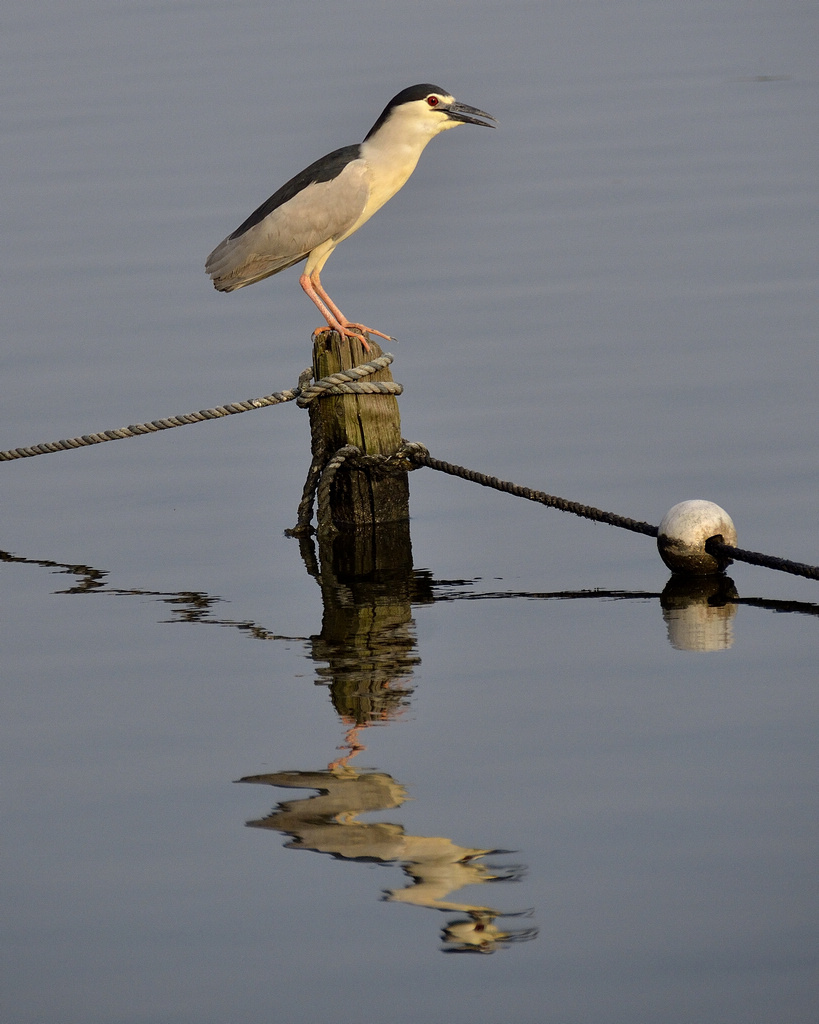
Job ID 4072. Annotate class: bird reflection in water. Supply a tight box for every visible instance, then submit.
[441,910,539,955]
[237,769,538,952]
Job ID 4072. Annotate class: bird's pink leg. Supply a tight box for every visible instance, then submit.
[305,271,394,348]
[308,275,350,330]
[299,272,370,351]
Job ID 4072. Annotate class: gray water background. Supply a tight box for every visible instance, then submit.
[2,1,817,1022]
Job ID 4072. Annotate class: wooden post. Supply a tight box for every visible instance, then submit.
[309,331,409,530]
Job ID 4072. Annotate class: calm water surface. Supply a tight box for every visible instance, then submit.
[2,1,817,1022]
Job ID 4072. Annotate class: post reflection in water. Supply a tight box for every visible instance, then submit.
[244,526,537,951]
[237,769,538,953]
[298,524,425,769]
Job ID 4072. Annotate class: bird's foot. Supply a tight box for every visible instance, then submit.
[344,322,395,344]
[311,321,394,354]
[312,325,370,352]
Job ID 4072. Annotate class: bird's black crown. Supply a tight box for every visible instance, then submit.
[365,83,450,140]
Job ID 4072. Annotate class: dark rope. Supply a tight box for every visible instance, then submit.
[705,538,819,582]
[405,448,819,582]
[289,439,430,535]
[409,448,659,537]
[315,445,360,534]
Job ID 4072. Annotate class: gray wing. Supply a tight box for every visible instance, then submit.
[206,155,370,292]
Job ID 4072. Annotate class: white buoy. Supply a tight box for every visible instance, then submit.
[657,499,737,575]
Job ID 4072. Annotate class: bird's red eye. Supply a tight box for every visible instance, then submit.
[426,95,439,107]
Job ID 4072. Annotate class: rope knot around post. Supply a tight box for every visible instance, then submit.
[310,441,430,535]
[295,354,403,407]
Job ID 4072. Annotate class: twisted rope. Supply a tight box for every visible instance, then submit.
[316,445,360,533]
[0,355,399,462]
[293,439,429,535]
[296,356,401,407]
[705,539,819,582]
[408,448,659,536]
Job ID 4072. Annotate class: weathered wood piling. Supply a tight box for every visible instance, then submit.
[309,331,409,531]
[296,329,414,585]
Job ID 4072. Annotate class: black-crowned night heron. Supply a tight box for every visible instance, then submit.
[205,83,495,350]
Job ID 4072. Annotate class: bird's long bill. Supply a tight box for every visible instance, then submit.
[446,101,496,127]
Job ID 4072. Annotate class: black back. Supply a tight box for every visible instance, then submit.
[230,143,362,239]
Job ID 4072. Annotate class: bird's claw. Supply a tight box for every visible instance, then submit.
[345,323,395,343]
[312,325,372,353]
[312,318,395,352]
